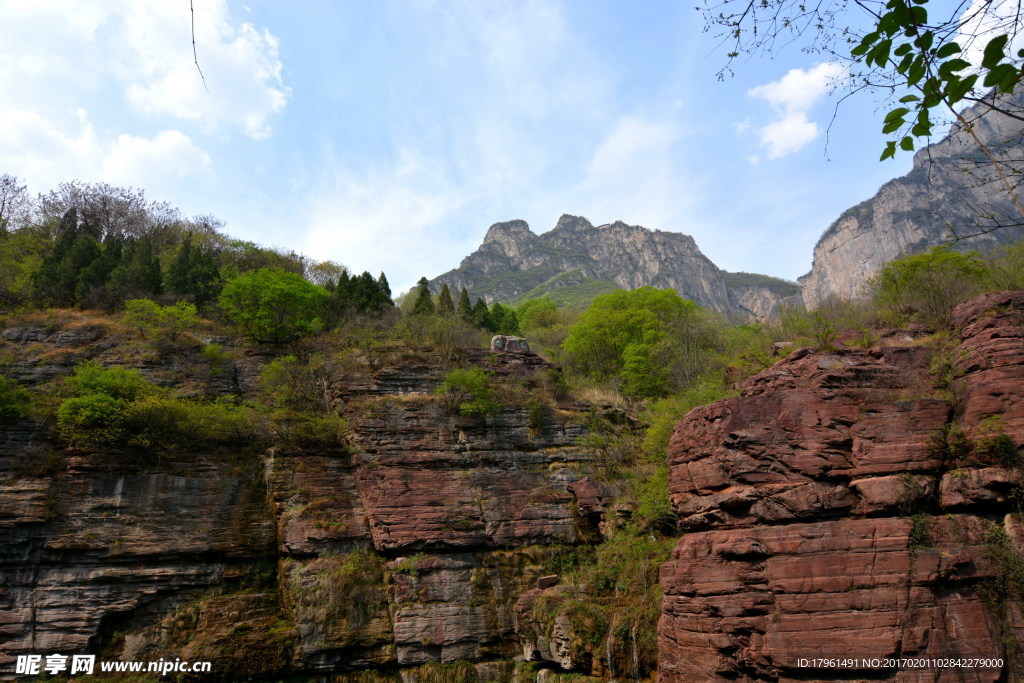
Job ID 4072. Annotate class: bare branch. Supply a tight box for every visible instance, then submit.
[191,0,209,94]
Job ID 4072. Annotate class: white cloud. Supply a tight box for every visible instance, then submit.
[574,115,692,229]
[102,130,212,187]
[757,111,822,159]
[0,107,210,197]
[301,153,469,293]
[121,1,289,138]
[747,62,844,158]
[0,0,288,139]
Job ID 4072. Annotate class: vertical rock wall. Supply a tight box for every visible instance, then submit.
[0,325,607,679]
[659,290,1024,681]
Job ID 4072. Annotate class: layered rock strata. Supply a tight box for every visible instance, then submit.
[0,321,608,679]
[659,290,1024,681]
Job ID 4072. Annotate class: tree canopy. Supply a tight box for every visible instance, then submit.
[219,268,330,344]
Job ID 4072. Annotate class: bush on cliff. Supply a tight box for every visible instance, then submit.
[123,298,199,342]
[219,268,330,345]
[870,246,988,329]
[57,361,256,451]
[436,367,501,416]
[0,376,30,424]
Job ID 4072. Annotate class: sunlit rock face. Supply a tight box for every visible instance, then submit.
[800,92,1024,310]
[431,214,791,318]
[0,322,611,678]
[659,290,1024,681]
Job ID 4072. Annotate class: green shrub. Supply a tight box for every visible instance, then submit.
[270,410,349,449]
[640,380,730,462]
[123,298,198,341]
[0,376,30,424]
[436,367,501,417]
[57,393,127,448]
[65,361,156,402]
[974,416,1019,466]
[633,464,672,529]
[870,246,988,329]
[219,268,330,344]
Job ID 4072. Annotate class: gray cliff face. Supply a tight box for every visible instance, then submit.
[800,92,1024,308]
[431,214,753,316]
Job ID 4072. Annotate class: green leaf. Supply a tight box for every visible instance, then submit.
[880,141,897,160]
[899,94,921,102]
[935,42,961,59]
[910,5,927,24]
[938,58,970,79]
[946,73,979,102]
[983,63,1020,91]
[882,118,904,134]
[897,53,914,73]
[894,42,913,56]
[877,12,898,36]
[982,34,1010,69]
[914,31,933,51]
[884,107,911,122]
[869,39,893,66]
[851,43,870,57]
[900,136,915,151]
[907,58,926,85]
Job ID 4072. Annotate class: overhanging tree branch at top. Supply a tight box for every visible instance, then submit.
[701,0,1024,228]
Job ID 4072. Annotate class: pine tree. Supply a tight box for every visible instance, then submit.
[436,283,455,316]
[376,272,393,308]
[167,235,195,295]
[490,302,520,335]
[457,287,472,320]
[34,209,79,305]
[412,277,435,315]
[471,298,491,330]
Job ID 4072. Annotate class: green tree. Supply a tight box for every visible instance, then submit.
[517,297,559,330]
[470,298,491,330]
[435,367,501,416]
[436,283,456,316]
[457,287,473,320]
[411,277,435,316]
[219,268,330,344]
[563,288,701,397]
[123,299,199,341]
[0,376,30,424]
[489,302,519,334]
[870,245,989,328]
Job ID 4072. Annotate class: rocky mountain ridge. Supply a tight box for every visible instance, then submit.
[430,214,800,320]
[434,93,1024,319]
[799,92,1024,307]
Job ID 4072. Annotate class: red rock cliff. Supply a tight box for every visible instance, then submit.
[659,290,1024,681]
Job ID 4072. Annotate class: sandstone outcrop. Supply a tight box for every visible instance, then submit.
[0,318,610,679]
[659,290,1024,681]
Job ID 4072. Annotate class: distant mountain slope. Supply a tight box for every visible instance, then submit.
[800,91,1024,307]
[508,269,621,311]
[430,214,795,318]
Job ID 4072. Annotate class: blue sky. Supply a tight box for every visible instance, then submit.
[0,0,920,293]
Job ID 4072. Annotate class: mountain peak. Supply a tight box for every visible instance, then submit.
[553,214,594,233]
[482,219,534,245]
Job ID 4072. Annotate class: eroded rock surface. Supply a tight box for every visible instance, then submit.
[660,290,1024,681]
[0,325,606,679]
